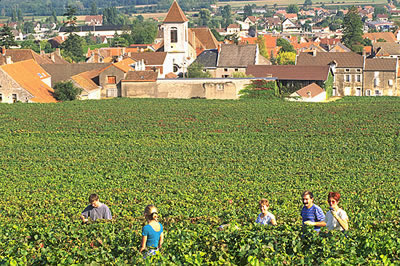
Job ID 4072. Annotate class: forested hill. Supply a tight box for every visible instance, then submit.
[0,0,216,16]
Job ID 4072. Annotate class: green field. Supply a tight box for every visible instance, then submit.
[0,97,399,264]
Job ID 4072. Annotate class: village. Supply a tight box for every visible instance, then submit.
[1,1,400,103]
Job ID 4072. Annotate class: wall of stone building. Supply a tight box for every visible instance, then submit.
[333,67,363,96]
[122,78,256,99]
[99,66,125,98]
[215,68,246,78]
[0,69,33,103]
[363,71,398,96]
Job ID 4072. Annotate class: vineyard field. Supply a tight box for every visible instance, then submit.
[0,97,399,265]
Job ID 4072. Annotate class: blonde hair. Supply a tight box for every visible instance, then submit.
[259,198,270,207]
[144,205,158,221]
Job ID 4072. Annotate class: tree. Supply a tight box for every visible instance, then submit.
[304,0,313,8]
[20,39,40,53]
[111,33,129,47]
[221,5,233,28]
[130,20,157,44]
[342,6,363,53]
[0,26,17,48]
[199,9,211,27]
[53,81,82,101]
[276,51,296,65]
[277,38,295,53]
[63,5,77,34]
[286,4,299,13]
[211,28,224,42]
[232,72,253,78]
[243,4,253,20]
[256,35,268,59]
[60,34,85,62]
[187,62,211,78]
[23,21,35,34]
[17,9,23,21]
[90,0,98,15]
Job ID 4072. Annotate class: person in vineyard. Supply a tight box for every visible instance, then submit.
[256,198,277,225]
[324,192,349,231]
[301,191,326,231]
[140,204,164,258]
[80,194,112,223]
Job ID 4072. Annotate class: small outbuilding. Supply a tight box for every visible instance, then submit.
[289,83,326,102]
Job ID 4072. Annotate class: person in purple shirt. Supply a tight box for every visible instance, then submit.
[301,191,326,232]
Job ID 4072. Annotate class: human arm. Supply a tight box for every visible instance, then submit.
[139,236,147,252]
[304,220,326,227]
[304,206,326,227]
[270,217,277,226]
[81,206,90,223]
[332,210,349,231]
[158,232,164,249]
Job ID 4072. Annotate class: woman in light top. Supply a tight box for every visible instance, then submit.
[256,198,277,226]
[139,205,164,257]
[325,192,349,231]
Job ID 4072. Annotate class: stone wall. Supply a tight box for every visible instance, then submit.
[121,78,260,100]
[0,69,33,103]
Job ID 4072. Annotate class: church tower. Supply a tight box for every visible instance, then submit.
[162,1,190,74]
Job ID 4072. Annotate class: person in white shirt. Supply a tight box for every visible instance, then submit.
[256,198,277,226]
[324,192,349,231]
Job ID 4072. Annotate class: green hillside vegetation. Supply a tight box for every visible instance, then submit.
[0,97,399,264]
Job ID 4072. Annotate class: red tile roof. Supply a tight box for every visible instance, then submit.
[123,70,157,82]
[163,1,188,23]
[295,83,324,98]
[246,65,330,81]
[1,59,56,103]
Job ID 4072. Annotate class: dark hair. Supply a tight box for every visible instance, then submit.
[328,192,341,202]
[302,191,314,199]
[144,204,158,221]
[89,194,99,203]
[259,198,270,207]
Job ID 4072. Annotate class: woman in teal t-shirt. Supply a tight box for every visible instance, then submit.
[139,205,164,258]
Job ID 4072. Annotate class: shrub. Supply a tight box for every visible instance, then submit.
[53,81,83,101]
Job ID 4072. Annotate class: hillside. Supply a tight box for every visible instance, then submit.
[0,97,399,264]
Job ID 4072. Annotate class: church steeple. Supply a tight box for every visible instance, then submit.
[163,1,188,23]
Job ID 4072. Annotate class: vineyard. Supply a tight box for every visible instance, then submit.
[0,97,399,265]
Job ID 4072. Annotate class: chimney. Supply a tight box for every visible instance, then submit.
[55,48,61,57]
[1,46,5,56]
[122,47,126,55]
[51,53,55,62]
[5,56,13,65]
[40,50,45,56]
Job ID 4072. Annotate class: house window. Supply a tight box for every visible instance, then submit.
[357,69,361,72]
[173,64,179,72]
[356,75,361,82]
[107,76,116,84]
[356,88,361,96]
[374,78,379,87]
[0,93,2,102]
[223,74,229,78]
[171,27,178,43]
[344,87,351,96]
[366,89,371,96]
[345,69,350,72]
[12,94,17,103]
[106,88,118,97]
[345,74,351,82]
[332,87,337,96]
[375,90,381,96]
[388,79,393,86]
[224,68,228,72]
[234,68,238,71]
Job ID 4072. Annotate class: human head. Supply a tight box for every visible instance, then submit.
[302,191,314,208]
[144,205,158,221]
[89,194,100,208]
[328,192,341,208]
[259,198,270,214]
